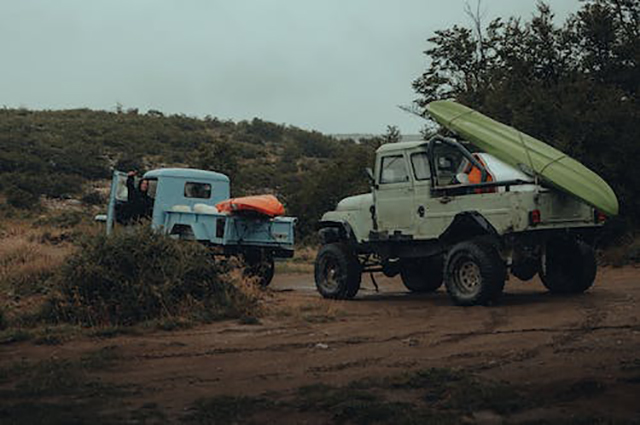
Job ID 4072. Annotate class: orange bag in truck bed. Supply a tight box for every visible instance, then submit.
[216,195,285,217]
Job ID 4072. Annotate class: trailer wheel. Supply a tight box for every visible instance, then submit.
[400,256,443,293]
[314,243,361,299]
[540,238,596,294]
[444,240,506,306]
[243,252,275,287]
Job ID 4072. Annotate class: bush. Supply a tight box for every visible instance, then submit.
[41,174,82,198]
[47,227,258,326]
[5,187,40,210]
[81,191,105,206]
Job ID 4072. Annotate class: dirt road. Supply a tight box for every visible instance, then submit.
[1,267,640,423]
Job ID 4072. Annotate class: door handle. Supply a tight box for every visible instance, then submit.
[440,196,452,204]
[417,206,425,217]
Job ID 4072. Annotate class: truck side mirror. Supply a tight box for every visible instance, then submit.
[365,168,376,188]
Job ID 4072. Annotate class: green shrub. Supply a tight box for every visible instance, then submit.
[81,191,105,206]
[47,227,257,326]
[6,187,40,209]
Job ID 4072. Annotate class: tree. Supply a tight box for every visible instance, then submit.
[193,137,239,182]
[413,0,640,226]
[383,125,402,144]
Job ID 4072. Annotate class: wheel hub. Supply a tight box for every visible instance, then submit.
[457,261,481,292]
[323,259,340,291]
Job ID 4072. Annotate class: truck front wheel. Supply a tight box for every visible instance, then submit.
[400,256,443,293]
[314,243,361,299]
[540,238,596,294]
[444,241,506,306]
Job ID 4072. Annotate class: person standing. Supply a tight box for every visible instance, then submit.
[126,171,154,222]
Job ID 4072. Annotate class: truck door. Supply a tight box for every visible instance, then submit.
[423,140,473,237]
[105,171,128,234]
[408,150,434,239]
[375,153,415,235]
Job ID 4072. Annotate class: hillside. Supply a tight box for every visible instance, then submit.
[0,107,377,240]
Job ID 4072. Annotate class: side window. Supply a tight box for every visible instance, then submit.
[433,142,465,186]
[410,152,431,181]
[149,179,158,199]
[379,155,409,184]
[184,182,212,199]
[146,179,158,199]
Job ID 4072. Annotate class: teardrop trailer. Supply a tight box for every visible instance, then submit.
[314,100,619,306]
[101,168,296,286]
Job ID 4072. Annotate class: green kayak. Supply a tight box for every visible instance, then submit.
[425,100,619,216]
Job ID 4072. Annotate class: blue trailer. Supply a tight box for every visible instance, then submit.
[103,168,296,285]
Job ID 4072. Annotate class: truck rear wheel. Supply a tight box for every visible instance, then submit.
[400,256,443,293]
[444,241,506,306]
[540,238,596,294]
[314,243,361,299]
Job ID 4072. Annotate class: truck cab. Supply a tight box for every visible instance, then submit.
[107,168,230,233]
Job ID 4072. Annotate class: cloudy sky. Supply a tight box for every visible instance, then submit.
[1,0,581,135]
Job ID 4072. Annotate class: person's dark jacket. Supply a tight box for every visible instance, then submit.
[126,175,154,222]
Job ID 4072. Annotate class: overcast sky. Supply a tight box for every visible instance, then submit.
[1,0,582,135]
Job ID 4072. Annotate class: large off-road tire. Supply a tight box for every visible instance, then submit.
[444,240,506,306]
[400,256,443,293]
[314,243,361,299]
[539,238,596,294]
[243,252,275,287]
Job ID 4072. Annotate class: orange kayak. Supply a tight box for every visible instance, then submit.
[216,195,285,217]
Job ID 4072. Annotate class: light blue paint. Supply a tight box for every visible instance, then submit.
[106,168,295,257]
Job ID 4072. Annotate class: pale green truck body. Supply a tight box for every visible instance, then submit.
[322,142,596,244]
[313,103,615,306]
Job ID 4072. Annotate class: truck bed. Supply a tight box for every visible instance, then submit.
[163,210,295,257]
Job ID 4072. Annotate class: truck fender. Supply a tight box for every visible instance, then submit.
[317,221,358,246]
[439,212,499,247]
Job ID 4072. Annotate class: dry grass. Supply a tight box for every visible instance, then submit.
[0,217,101,324]
[0,221,77,322]
[268,296,346,324]
[275,246,317,274]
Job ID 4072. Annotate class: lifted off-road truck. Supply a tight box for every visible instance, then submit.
[314,101,618,306]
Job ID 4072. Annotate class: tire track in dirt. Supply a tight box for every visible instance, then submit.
[549,296,608,352]
[466,296,614,372]
[430,309,508,346]
[136,320,631,366]
[128,327,449,362]
[306,357,384,374]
